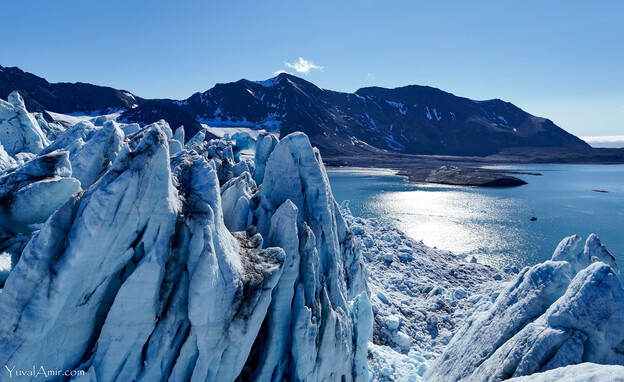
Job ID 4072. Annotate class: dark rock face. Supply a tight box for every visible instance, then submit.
[177,74,588,156]
[0,65,589,156]
[121,99,206,141]
[0,65,137,114]
[0,66,205,140]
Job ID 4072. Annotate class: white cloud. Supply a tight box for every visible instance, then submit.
[284,57,324,74]
[273,69,292,76]
[367,72,375,80]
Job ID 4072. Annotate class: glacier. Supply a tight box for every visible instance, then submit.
[0,93,370,381]
[0,91,50,156]
[425,234,624,382]
[0,92,622,382]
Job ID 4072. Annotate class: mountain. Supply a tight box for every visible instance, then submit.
[0,65,589,156]
[0,65,205,139]
[179,74,589,156]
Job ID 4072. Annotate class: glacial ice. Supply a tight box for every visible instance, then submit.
[0,143,17,171]
[507,363,624,382]
[0,94,370,381]
[34,112,65,140]
[0,127,179,377]
[425,234,624,381]
[0,92,622,382]
[252,132,370,381]
[341,203,504,381]
[0,91,50,155]
[253,132,278,184]
[220,172,255,231]
[0,150,81,233]
[41,120,99,157]
[70,120,124,188]
[169,126,185,155]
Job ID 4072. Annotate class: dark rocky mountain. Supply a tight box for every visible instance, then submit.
[0,65,589,155]
[0,65,205,139]
[0,65,137,114]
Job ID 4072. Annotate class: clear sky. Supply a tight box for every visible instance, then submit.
[1,0,622,138]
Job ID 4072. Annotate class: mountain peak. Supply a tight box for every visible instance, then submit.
[0,64,590,156]
[251,72,314,88]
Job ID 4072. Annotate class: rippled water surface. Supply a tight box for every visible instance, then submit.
[327,165,624,269]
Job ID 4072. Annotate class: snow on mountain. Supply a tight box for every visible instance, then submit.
[46,109,124,127]
[0,92,621,381]
[1,65,590,157]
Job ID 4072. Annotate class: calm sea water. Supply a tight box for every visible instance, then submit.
[327,164,624,269]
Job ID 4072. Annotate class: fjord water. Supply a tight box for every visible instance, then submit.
[327,164,624,269]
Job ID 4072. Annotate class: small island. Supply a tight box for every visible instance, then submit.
[397,165,527,187]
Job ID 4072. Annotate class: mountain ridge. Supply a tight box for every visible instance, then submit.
[0,65,589,156]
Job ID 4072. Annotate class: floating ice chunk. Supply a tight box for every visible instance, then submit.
[384,315,401,331]
[394,331,412,348]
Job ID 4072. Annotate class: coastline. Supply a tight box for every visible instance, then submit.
[324,147,624,187]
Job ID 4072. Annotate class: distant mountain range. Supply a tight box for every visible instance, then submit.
[0,65,589,156]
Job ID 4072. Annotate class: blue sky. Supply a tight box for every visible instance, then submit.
[0,1,622,138]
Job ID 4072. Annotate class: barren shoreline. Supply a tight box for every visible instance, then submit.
[324,147,624,187]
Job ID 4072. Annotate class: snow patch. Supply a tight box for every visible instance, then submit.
[386,101,408,115]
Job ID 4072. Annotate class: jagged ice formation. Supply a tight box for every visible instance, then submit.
[0,91,622,382]
[0,92,371,381]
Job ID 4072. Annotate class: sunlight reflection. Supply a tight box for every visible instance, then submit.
[370,189,527,268]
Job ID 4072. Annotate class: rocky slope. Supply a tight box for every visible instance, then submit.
[1,65,589,157]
